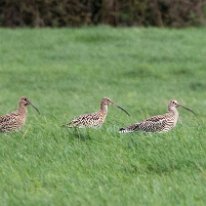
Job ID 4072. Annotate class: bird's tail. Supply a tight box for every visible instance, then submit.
[119,123,139,134]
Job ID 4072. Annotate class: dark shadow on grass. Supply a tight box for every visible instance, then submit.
[189,82,206,91]
[74,33,124,44]
[145,163,183,175]
[171,68,193,77]
[122,159,206,176]
[122,67,162,80]
[66,128,92,142]
[143,159,204,175]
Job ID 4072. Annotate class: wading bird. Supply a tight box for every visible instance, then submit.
[119,100,195,133]
[0,97,40,132]
[63,97,130,128]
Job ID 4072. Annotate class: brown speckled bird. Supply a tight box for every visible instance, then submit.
[0,97,40,132]
[119,100,195,133]
[63,97,130,128]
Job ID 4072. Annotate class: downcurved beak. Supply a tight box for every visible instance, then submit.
[112,102,130,116]
[179,104,196,116]
[30,102,41,115]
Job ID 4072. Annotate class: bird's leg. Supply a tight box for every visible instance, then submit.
[74,128,81,139]
[86,129,91,140]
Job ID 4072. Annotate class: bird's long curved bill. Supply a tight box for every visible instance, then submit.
[180,105,196,116]
[114,104,130,116]
[30,102,41,114]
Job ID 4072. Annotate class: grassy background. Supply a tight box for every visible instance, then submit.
[0,26,206,205]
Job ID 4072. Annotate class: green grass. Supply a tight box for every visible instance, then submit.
[0,26,206,206]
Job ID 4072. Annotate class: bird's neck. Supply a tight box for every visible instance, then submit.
[168,106,179,118]
[100,103,108,115]
[18,104,27,116]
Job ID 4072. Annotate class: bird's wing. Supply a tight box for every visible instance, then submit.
[138,114,168,132]
[0,112,18,131]
[0,112,18,124]
[66,112,100,128]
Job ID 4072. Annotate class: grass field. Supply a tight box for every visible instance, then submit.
[0,26,206,206]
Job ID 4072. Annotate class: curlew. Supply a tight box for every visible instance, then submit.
[0,97,40,132]
[119,100,195,133]
[63,97,130,128]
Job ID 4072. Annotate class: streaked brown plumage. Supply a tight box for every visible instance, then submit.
[63,97,130,128]
[119,100,195,133]
[0,97,40,132]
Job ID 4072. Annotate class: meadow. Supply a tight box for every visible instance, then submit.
[0,26,206,206]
